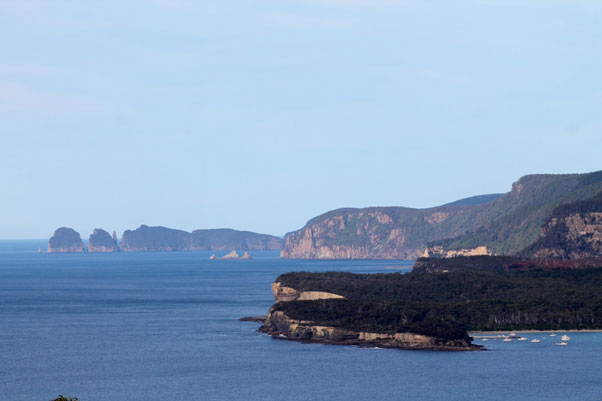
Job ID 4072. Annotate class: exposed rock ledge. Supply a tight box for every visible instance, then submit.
[258,311,476,351]
[424,245,491,258]
[260,282,478,351]
[271,282,345,302]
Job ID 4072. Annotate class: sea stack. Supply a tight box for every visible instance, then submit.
[241,251,252,260]
[88,228,119,252]
[48,227,85,253]
[221,250,239,259]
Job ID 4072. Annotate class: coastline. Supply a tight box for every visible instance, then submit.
[470,329,602,335]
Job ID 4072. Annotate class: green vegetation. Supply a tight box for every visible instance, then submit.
[431,172,602,255]
[120,225,193,251]
[119,225,283,251]
[274,260,602,341]
[284,170,602,259]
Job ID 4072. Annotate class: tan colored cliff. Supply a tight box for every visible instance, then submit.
[260,310,473,350]
[280,211,432,260]
[261,281,475,350]
[271,282,344,302]
[424,245,491,258]
[529,212,602,259]
[221,250,239,259]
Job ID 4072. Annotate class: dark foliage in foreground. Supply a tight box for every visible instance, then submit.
[51,396,78,401]
[273,260,602,340]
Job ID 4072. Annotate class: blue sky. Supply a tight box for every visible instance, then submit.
[1,0,601,239]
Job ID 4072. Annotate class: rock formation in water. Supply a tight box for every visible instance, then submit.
[88,228,119,253]
[241,251,252,260]
[282,170,602,259]
[48,227,85,253]
[220,250,239,259]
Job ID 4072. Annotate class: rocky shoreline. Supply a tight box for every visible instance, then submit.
[246,280,480,351]
[255,310,480,351]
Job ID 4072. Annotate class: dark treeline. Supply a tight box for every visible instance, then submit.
[274,265,602,341]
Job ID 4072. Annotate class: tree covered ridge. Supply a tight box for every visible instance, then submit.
[273,260,602,341]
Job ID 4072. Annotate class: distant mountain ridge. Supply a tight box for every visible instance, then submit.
[47,225,284,253]
[281,170,602,259]
[119,225,284,252]
[442,193,503,207]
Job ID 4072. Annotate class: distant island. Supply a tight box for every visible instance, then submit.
[47,225,284,253]
[48,227,85,253]
[257,256,602,350]
[88,228,118,252]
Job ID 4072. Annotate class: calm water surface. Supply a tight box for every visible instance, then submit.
[1,240,601,401]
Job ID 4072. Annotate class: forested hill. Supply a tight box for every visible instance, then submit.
[281,170,602,259]
[119,225,284,252]
[270,257,602,344]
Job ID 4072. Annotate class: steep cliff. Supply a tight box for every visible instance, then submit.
[281,205,492,259]
[523,192,602,259]
[257,266,602,351]
[282,170,602,259]
[48,227,85,253]
[260,277,473,350]
[260,310,470,350]
[88,228,118,252]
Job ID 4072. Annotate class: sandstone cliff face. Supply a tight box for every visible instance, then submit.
[260,281,474,350]
[281,208,479,260]
[528,212,602,259]
[48,227,85,253]
[424,245,491,258]
[88,228,118,253]
[271,282,344,302]
[260,310,472,350]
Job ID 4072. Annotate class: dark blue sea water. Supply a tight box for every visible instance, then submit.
[1,240,601,401]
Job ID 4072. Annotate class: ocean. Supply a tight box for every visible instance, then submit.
[1,240,601,401]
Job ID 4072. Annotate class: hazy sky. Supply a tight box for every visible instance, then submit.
[1,0,601,239]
